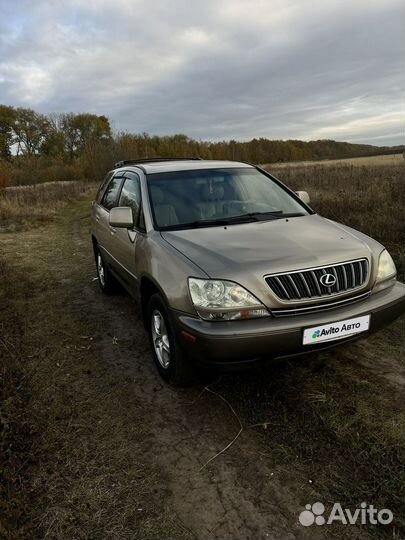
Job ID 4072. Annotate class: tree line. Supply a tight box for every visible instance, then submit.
[0,105,111,161]
[0,104,403,186]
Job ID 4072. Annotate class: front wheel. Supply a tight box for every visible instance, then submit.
[147,293,192,385]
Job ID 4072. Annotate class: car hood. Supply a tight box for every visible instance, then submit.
[161,214,375,280]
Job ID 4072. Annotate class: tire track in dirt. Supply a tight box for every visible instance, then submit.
[71,223,328,540]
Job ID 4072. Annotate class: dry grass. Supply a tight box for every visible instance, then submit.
[217,324,405,539]
[265,162,405,276]
[0,258,41,539]
[263,153,404,168]
[0,181,96,231]
[0,202,190,540]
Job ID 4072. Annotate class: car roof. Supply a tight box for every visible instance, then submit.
[114,159,254,175]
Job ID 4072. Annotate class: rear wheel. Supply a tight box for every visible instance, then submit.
[147,293,192,385]
[94,245,119,294]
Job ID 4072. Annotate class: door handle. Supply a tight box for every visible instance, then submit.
[109,226,117,235]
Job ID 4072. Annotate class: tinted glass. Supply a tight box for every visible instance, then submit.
[96,171,113,203]
[147,168,308,229]
[119,174,142,225]
[101,176,123,210]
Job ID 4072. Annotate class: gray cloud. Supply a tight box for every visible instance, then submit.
[0,0,404,145]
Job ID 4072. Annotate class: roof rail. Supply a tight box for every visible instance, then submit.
[114,157,202,168]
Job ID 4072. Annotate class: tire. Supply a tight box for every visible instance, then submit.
[94,244,119,294]
[147,293,192,385]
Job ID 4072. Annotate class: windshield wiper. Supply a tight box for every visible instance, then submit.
[240,211,306,220]
[159,211,306,231]
[161,215,259,230]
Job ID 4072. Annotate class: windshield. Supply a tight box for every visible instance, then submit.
[147,167,309,230]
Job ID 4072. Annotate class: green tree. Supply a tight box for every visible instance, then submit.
[13,107,50,156]
[0,105,16,161]
[60,113,112,160]
[41,113,66,157]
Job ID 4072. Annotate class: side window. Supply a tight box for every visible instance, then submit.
[119,172,144,230]
[96,171,113,203]
[101,175,123,211]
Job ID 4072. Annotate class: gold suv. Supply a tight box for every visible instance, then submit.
[91,158,405,384]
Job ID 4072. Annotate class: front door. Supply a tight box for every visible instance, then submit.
[95,172,124,265]
[111,171,143,284]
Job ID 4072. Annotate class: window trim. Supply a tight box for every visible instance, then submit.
[117,170,146,233]
[100,173,125,211]
[146,166,313,231]
[96,171,114,204]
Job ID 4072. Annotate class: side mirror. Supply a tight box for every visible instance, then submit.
[109,207,134,228]
[296,190,310,205]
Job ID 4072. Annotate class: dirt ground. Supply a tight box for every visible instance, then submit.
[1,197,404,540]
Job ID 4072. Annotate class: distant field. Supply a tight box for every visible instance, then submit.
[263,153,404,168]
[263,159,405,279]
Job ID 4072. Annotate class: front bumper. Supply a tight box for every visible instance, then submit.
[173,282,405,368]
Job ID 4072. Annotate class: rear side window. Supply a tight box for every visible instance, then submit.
[101,176,123,210]
[119,172,145,230]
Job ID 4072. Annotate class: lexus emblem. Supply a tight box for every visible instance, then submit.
[319,273,337,287]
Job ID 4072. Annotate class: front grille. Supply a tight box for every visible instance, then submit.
[271,291,370,317]
[265,259,369,301]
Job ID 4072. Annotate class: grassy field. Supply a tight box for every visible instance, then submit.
[0,202,191,540]
[264,159,405,277]
[0,181,96,232]
[1,156,404,539]
[263,153,404,168]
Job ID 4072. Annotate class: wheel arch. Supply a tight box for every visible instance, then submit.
[91,234,98,255]
[139,275,169,328]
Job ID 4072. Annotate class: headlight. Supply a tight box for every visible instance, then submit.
[188,278,269,321]
[374,249,396,292]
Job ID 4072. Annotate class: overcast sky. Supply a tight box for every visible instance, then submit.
[0,0,404,145]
